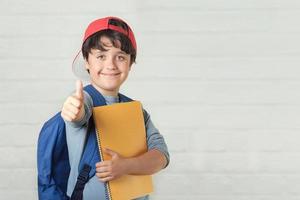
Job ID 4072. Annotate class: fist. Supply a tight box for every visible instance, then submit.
[61,80,85,122]
[96,148,128,182]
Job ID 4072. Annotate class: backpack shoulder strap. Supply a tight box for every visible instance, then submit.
[118,93,134,103]
[79,84,107,174]
[83,84,107,106]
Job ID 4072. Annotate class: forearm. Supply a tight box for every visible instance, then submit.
[124,149,167,175]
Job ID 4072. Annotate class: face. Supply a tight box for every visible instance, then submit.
[85,36,132,96]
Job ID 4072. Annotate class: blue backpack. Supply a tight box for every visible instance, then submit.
[37,84,132,200]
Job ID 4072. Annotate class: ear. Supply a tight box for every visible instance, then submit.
[84,59,90,71]
[128,63,133,71]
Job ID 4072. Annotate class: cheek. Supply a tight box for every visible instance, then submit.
[119,63,131,72]
[89,63,102,73]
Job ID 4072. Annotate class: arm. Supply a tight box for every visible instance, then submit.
[96,148,167,182]
[124,148,167,175]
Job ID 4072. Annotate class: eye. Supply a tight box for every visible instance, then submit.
[117,55,126,61]
[96,55,105,60]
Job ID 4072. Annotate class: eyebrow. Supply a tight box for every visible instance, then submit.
[116,51,127,55]
[93,49,127,55]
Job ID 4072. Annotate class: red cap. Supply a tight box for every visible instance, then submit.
[72,16,136,79]
[82,16,136,50]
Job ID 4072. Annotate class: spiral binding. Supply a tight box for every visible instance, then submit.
[94,125,112,200]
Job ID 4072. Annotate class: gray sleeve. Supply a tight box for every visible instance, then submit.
[64,91,93,128]
[143,109,170,168]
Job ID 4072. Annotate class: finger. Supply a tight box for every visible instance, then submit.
[96,172,111,178]
[64,102,80,116]
[96,161,109,168]
[99,176,113,182]
[76,80,83,99]
[68,96,82,108]
[96,161,111,168]
[96,166,110,173]
[104,148,117,157]
[62,109,76,121]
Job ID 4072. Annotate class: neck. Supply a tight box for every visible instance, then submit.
[91,83,119,97]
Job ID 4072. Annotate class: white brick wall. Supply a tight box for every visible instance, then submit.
[1,0,300,199]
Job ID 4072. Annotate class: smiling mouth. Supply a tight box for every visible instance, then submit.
[101,73,121,76]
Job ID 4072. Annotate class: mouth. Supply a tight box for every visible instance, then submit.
[100,73,121,77]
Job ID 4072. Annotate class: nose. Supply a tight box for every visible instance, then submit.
[105,57,117,70]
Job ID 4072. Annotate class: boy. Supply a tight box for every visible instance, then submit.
[61,16,170,199]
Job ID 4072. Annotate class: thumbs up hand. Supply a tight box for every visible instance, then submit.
[61,80,85,122]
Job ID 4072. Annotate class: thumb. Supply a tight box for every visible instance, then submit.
[104,148,118,158]
[75,80,83,99]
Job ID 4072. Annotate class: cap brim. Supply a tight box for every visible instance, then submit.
[72,50,90,80]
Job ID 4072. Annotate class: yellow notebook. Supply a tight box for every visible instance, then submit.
[92,101,153,200]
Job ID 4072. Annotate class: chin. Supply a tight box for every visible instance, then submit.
[101,85,119,92]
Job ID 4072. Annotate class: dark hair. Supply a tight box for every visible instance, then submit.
[82,18,136,65]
